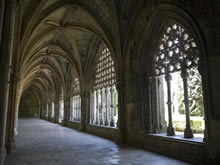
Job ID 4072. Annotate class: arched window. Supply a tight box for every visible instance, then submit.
[70,77,81,122]
[90,47,118,127]
[154,23,204,138]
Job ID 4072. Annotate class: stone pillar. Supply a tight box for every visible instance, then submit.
[54,101,59,123]
[64,97,70,125]
[116,82,125,144]
[165,73,175,136]
[110,86,115,127]
[95,90,99,124]
[99,89,103,125]
[5,72,19,153]
[90,91,94,124]
[73,97,76,121]
[80,92,86,131]
[0,1,16,164]
[76,96,79,121]
[181,69,193,138]
[85,92,90,125]
[104,88,109,126]
[48,102,52,120]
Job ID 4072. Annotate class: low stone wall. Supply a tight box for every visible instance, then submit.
[85,124,119,141]
[142,135,205,164]
[67,121,80,130]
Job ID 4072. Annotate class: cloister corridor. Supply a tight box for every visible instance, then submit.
[4,119,190,165]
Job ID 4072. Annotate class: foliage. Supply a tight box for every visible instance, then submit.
[173,120,203,134]
[177,67,204,116]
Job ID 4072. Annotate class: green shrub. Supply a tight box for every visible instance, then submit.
[173,120,203,134]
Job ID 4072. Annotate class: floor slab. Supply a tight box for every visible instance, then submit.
[5,119,191,165]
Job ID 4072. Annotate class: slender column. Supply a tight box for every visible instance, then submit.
[110,86,115,127]
[182,68,193,138]
[72,98,74,121]
[104,88,109,126]
[71,99,74,121]
[90,92,94,124]
[99,89,103,125]
[75,97,77,121]
[165,73,175,136]
[48,102,50,120]
[77,96,80,121]
[55,101,59,123]
[75,97,78,121]
[95,90,99,124]
[75,96,77,121]
[79,96,81,121]
[73,97,75,121]
[0,1,16,163]
[78,96,80,121]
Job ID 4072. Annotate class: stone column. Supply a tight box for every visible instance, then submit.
[104,88,109,126]
[165,73,175,136]
[76,96,79,121]
[73,97,76,121]
[90,91,94,124]
[0,1,16,164]
[110,86,115,127]
[85,92,90,125]
[69,98,72,121]
[5,72,19,153]
[80,92,88,131]
[48,102,52,120]
[99,89,103,125]
[64,97,70,125]
[181,69,193,138]
[116,82,125,144]
[95,90,99,124]
[54,101,59,123]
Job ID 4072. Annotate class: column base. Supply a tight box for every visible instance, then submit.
[104,120,108,126]
[167,126,175,136]
[100,119,103,125]
[0,147,6,165]
[5,139,16,153]
[184,127,194,138]
[116,133,125,144]
[110,120,115,127]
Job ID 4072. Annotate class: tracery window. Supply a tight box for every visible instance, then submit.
[59,100,64,123]
[154,23,204,138]
[90,47,118,127]
[70,78,81,122]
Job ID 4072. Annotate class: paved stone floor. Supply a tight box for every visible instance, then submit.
[5,119,191,165]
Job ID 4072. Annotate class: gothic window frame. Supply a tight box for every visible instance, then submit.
[152,22,205,139]
[90,46,118,127]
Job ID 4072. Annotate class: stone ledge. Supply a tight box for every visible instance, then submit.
[142,134,205,164]
[147,133,204,144]
[86,124,119,141]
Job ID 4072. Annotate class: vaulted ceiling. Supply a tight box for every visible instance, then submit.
[16,0,119,102]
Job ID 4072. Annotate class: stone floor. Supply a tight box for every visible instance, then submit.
[5,119,191,165]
